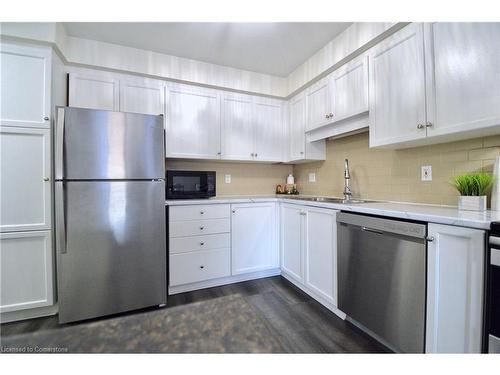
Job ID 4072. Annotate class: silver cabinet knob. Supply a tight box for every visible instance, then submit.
[300,151,304,155]
[200,265,204,269]
[255,153,258,157]
[217,151,221,155]
[325,114,329,119]
[329,113,333,118]
[200,242,205,246]
[417,124,425,129]
[251,153,254,157]
[199,226,204,230]
[426,236,435,242]
[232,209,236,213]
[425,121,433,128]
[200,211,204,215]
[43,116,49,121]
[43,177,50,181]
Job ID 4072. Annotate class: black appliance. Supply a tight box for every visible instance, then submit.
[166,170,216,199]
[488,221,500,353]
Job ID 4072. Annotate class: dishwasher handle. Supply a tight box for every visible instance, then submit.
[361,226,384,235]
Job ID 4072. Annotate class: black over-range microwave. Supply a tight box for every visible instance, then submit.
[166,170,216,199]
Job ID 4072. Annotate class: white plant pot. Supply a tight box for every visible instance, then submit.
[458,196,487,211]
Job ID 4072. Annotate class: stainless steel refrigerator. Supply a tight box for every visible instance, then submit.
[55,107,167,324]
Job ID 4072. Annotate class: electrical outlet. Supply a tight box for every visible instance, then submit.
[308,172,316,183]
[421,165,432,181]
[225,174,231,184]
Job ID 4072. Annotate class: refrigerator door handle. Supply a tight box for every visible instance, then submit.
[55,107,65,180]
[55,181,67,254]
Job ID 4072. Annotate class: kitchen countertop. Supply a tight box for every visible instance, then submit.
[165,195,500,230]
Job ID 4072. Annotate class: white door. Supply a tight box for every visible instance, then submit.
[330,54,369,122]
[0,43,51,128]
[165,83,221,159]
[68,72,120,111]
[288,93,306,160]
[0,126,51,232]
[221,92,254,161]
[424,23,500,137]
[231,203,278,275]
[0,230,54,313]
[369,23,427,147]
[253,98,284,162]
[280,204,304,282]
[305,76,331,131]
[304,207,337,305]
[426,223,485,353]
[119,77,165,115]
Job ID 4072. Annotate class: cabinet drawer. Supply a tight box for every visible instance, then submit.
[169,218,230,237]
[169,204,230,221]
[170,233,230,254]
[170,248,230,286]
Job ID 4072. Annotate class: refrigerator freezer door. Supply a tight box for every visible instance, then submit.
[57,107,164,180]
[56,180,167,323]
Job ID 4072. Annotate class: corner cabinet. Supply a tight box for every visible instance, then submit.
[165,83,221,159]
[231,203,279,275]
[426,223,485,353]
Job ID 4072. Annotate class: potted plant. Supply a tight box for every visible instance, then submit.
[453,172,493,211]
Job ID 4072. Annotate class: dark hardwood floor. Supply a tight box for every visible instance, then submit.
[0,276,389,353]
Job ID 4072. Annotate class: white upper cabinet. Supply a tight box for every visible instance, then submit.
[369,23,427,147]
[424,23,500,138]
[280,204,304,283]
[165,83,221,159]
[330,54,369,123]
[68,71,120,111]
[0,127,51,232]
[305,76,331,131]
[231,203,279,275]
[0,43,51,128]
[426,223,485,353]
[288,92,326,162]
[221,92,254,161]
[254,97,284,162]
[119,77,165,115]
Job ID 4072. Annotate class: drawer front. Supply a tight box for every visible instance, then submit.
[169,204,230,221]
[169,218,230,237]
[170,233,231,254]
[170,248,230,286]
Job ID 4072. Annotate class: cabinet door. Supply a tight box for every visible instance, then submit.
[231,203,278,275]
[119,78,165,115]
[288,93,306,160]
[165,83,221,159]
[426,223,485,353]
[304,207,337,305]
[68,72,120,111]
[305,76,331,131]
[0,43,51,128]
[330,54,368,122]
[369,23,427,147]
[0,127,51,232]
[253,98,284,162]
[424,23,500,137]
[0,230,54,313]
[221,92,254,161]
[280,204,304,282]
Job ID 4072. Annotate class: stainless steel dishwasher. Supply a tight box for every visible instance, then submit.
[337,212,427,353]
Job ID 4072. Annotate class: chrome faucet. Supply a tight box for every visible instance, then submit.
[343,158,352,202]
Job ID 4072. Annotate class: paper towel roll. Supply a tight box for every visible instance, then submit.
[491,156,500,211]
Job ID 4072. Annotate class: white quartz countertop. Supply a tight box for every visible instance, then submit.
[165,195,500,230]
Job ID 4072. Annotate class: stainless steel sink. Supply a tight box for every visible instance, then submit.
[285,196,376,204]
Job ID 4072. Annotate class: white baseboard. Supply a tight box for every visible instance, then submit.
[1,304,58,324]
[168,268,281,295]
[281,272,346,320]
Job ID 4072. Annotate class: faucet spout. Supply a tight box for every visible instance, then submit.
[343,158,352,201]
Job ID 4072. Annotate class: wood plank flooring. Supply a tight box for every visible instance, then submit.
[0,276,390,353]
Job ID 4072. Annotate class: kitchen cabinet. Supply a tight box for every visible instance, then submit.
[0,42,52,128]
[369,23,427,147]
[0,126,51,232]
[165,82,221,159]
[221,92,254,161]
[119,77,165,115]
[231,203,279,275]
[68,71,120,111]
[287,92,325,162]
[280,204,304,282]
[305,76,331,132]
[424,23,500,139]
[426,223,485,353]
[0,230,54,313]
[253,97,284,162]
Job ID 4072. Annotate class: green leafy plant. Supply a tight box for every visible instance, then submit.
[453,173,493,196]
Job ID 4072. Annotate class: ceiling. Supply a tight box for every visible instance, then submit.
[62,22,352,77]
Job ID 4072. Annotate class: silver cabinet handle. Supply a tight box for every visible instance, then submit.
[426,236,435,242]
[329,113,333,118]
[255,153,258,157]
[324,114,329,119]
[200,242,205,246]
[251,153,254,157]
[299,211,307,216]
[425,122,433,128]
[43,177,50,181]
[44,116,49,121]
[199,226,204,230]
[300,151,304,155]
[417,124,425,129]
[217,151,221,155]
[55,181,67,254]
[232,209,236,213]
[200,211,205,215]
[200,265,205,269]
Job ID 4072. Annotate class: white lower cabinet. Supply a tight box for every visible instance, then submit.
[231,203,279,275]
[170,248,230,286]
[426,223,485,353]
[281,203,339,309]
[0,230,54,313]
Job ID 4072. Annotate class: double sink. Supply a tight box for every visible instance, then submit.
[285,196,376,204]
